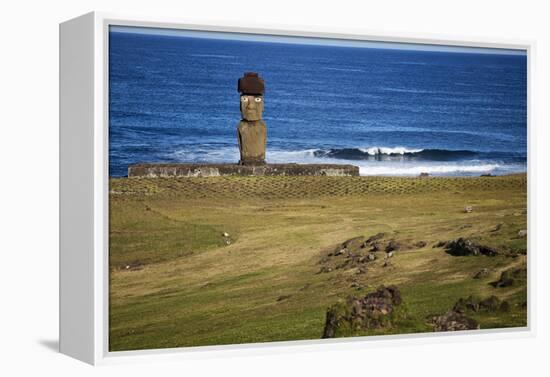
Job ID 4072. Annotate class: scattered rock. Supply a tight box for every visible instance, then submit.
[430,295,511,332]
[222,232,230,237]
[370,242,382,252]
[334,248,347,256]
[385,239,403,252]
[277,295,291,302]
[428,310,479,332]
[453,296,482,313]
[414,241,427,248]
[385,240,398,252]
[473,268,490,279]
[319,234,416,274]
[443,238,499,257]
[517,229,527,238]
[479,296,502,311]
[386,251,394,259]
[491,266,527,288]
[365,233,385,244]
[428,294,513,333]
[433,240,447,248]
[299,283,311,291]
[490,223,503,232]
[121,260,144,271]
[464,206,474,213]
[322,286,404,338]
[321,235,381,273]
[342,236,367,252]
[453,295,511,315]
[318,266,333,274]
[492,275,514,288]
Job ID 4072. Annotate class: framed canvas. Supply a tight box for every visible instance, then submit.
[59,11,534,365]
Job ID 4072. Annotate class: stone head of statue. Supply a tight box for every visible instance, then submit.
[238,72,265,122]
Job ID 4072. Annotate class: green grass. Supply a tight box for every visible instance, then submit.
[109,174,527,351]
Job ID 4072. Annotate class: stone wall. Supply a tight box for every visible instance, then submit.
[128,163,360,178]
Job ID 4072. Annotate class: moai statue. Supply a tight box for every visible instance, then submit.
[237,72,267,165]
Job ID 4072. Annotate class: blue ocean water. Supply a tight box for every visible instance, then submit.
[109,31,527,177]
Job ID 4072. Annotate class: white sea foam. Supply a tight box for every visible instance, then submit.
[267,149,319,160]
[358,146,424,155]
[171,147,239,163]
[358,163,501,176]
[169,146,523,177]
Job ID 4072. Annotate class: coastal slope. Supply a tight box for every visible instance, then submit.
[109,174,527,351]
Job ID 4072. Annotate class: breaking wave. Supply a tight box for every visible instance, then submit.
[357,163,502,176]
[312,147,483,161]
[168,145,525,177]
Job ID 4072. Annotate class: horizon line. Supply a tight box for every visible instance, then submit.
[110,25,526,56]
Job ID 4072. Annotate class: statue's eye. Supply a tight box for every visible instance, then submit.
[241,97,248,102]
[254,97,262,103]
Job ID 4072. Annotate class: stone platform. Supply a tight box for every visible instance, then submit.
[128,163,359,178]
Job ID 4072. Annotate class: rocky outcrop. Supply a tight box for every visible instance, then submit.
[437,238,499,256]
[318,236,374,273]
[318,234,422,274]
[491,266,527,288]
[453,295,510,313]
[428,294,511,332]
[385,239,402,252]
[322,286,404,338]
[428,310,480,332]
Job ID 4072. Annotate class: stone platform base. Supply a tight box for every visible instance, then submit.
[128,163,359,178]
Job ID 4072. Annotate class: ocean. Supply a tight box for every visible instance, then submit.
[109,30,527,177]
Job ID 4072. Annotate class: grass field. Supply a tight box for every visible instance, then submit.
[109,174,527,351]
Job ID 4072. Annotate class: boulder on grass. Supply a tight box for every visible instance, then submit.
[444,238,499,256]
[473,268,490,279]
[428,310,479,332]
[322,286,404,338]
[491,266,527,288]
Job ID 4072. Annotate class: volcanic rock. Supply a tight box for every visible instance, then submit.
[491,266,527,288]
[428,310,479,332]
[473,268,490,279]
[443,238,499,256]
[322,286,404,338]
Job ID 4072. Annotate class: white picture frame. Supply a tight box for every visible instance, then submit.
[59,11,535,365]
